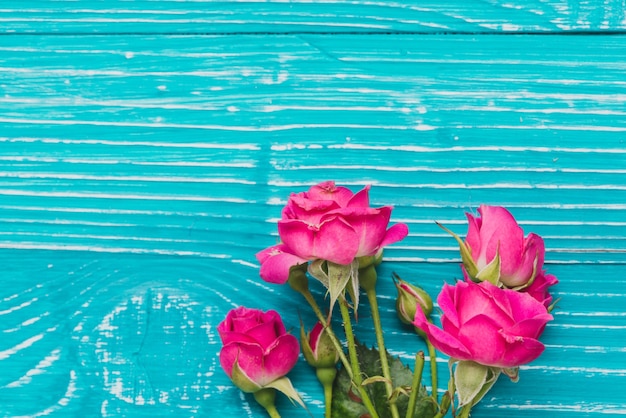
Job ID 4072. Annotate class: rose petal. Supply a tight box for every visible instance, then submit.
[219,331,259,347]
[496,331,546,367]
[524,271,558,306]
[457,314,509,367]
[475,206,524,274]
[504,233,545,287]
[229,342,267,386]
[506,288,552,323]
[307,181,355,207]
[283,193,341,224]
[308,322,324,353]
[219,342,263,382]
[414,307,472,361]
[278,217,359,264]
[456,281,513,328]
[258,334,300,386]
[482,282,516,319]
[218,306,259,336]
[378,221,409,249]
[246,321,281,350]
[465,212,483,262]
[257,245,309,284]
[506,315,553,340]
[346,184,371,208]
[437,282,461,329]
[338,207,392,256]
[440,314,460,337]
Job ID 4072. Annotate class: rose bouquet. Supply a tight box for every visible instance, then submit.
[216,181,558,417]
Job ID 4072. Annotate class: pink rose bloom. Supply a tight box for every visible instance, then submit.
[217,307,299,391]
[413,280,553,368]
[524,270,559,308]
[257,181,409,284]
[465,205,545,287]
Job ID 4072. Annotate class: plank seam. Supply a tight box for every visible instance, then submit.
[4,30,626,36]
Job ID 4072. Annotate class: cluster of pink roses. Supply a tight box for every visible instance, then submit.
[216,182,558,417]
[414,205,557,379]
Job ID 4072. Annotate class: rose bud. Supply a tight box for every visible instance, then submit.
[217,307,300,393]
[464,205,545,288]
[300,321,340,369]
[394,275,433,325]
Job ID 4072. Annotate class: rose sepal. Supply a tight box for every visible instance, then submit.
[308,259,360,319]
[474,246,501,286]
[436,222,479,278]
[453,360,501,408]
[264,376,306,408]
[230,357,263,393]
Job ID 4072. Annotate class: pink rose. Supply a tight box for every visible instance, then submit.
[257,181,409,284]
[217,307,299,391]
[413,280,553,368]
[465,205,545,287]
[524,270,558,308]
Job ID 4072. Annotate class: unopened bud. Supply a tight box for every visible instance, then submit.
[300,322,340,369]
[394,274,433,325]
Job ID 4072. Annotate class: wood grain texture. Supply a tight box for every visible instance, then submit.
[1,16,625,418]
[2,0,626,34]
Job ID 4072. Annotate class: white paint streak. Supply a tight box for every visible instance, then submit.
[0,189,251,203]
[0,242,231,258]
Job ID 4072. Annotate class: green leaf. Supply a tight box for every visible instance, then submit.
[331,341,438,418]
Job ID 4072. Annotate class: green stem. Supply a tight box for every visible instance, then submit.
[298,288,353,379]
[264,404,281,418]
[458,405,472,418]
[339,294,362,383]
[406,351,425,418]
[317,368,336,418]
[324,383,333,418]
[366,286,400,418]
[339,294,380,418]
[426,339,438,402]
[253,388,281,418]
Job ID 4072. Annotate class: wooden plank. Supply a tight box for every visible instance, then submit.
[1,33,625,417]
[1,253,624,416]
[2,0,626,34]
[0,34,625,262]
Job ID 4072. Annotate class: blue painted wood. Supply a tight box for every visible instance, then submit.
[2,0,626,33]
[1,11,625,418]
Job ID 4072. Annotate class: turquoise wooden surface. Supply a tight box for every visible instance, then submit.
[1,2,625,417]
[3,1,626,33]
